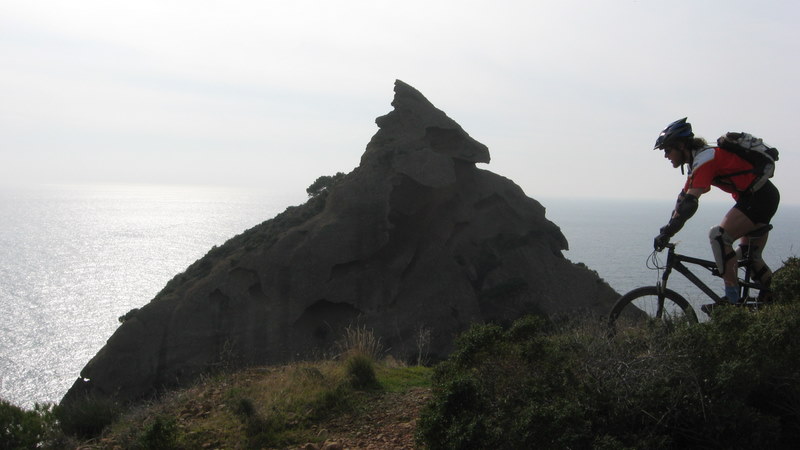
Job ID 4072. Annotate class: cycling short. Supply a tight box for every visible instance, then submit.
[734,180,780,225]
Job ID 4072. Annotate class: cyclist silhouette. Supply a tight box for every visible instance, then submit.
[652,118,780,309]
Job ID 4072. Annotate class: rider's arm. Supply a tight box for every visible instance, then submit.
[685,187,708,198]
[655,173,712,249]
[662,187,706,236]
[669,188,707,218]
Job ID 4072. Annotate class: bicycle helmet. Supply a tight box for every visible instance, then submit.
[654,117,693,149]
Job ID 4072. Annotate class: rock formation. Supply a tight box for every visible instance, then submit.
[62,80,618,406]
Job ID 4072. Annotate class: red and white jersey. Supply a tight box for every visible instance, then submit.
[684,146,756,200]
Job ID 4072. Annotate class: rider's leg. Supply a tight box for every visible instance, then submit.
[730,182,779,302]
[738,232,773,300]
[704,182,779,312]
[714,208,758,302]
[737,232,772,282]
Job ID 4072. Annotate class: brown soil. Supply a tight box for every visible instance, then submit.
[296,387,432,450]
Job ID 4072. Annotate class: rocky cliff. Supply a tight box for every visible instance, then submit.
[62,80,618,406]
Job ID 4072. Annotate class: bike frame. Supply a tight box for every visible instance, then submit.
[658,243,761,304]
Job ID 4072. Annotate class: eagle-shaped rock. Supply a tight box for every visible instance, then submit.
[62,80,618,406]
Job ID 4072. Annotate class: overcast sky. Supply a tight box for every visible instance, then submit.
[2,1,799,205]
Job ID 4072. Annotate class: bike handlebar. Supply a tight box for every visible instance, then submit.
[654,242,676,252]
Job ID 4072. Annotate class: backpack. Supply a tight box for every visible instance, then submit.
[716,131,779,192]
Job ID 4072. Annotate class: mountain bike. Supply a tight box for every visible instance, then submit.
[608,225,772,328]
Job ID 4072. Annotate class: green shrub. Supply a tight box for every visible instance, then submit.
[55,394,122,438]
[234,397,257,418]
[670,304,800,448]
[344,354,380,390]
[0,400,59,449]
[772,257,800,303]
[306,172,345,197]
[417,316,595,449]
[311,383,354,417]
[417,304,800,449]
[136,415,179,450]
[229,394,287,448]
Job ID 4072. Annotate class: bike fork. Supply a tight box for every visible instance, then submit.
[655,282,667,318]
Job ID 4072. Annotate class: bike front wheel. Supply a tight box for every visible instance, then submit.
[609,286,698,328]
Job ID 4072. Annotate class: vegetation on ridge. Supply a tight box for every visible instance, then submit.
[4,258,799,449]
[417,257,800,449]
[1,325,432,449]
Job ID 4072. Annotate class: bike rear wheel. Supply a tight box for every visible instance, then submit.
[609,286,698,328]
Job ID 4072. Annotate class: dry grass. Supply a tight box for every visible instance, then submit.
[89,362,353,449]
[77,328,431,449]
[334,324,385,360]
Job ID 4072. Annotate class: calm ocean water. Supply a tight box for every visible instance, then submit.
[1,185,798,408]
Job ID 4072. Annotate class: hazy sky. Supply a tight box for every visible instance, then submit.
[2,1,799,204]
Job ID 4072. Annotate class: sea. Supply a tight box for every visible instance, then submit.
[1,184,798,409]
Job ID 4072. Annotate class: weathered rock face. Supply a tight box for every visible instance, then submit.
[62,80,618,406]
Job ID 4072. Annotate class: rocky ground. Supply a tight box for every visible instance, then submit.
[298,387,432,450]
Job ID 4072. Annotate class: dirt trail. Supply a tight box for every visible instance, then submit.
[298,387,432,450]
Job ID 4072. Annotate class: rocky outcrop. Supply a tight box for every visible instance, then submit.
[62,80,618,406]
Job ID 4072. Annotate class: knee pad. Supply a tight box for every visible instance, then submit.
[709,226,736,274]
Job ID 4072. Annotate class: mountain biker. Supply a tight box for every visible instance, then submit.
[652,118,780,308]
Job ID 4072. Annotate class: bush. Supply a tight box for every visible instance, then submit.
[136,415,179,450]
[345,354,380,390]
[0,399,59,449]
[230,396,286,449]
[55,394,122,439]
[417,316,596,449]
[306,172,345,197]
[671,304,800,447]
[772,257,800,303]
[417,304,800,449]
